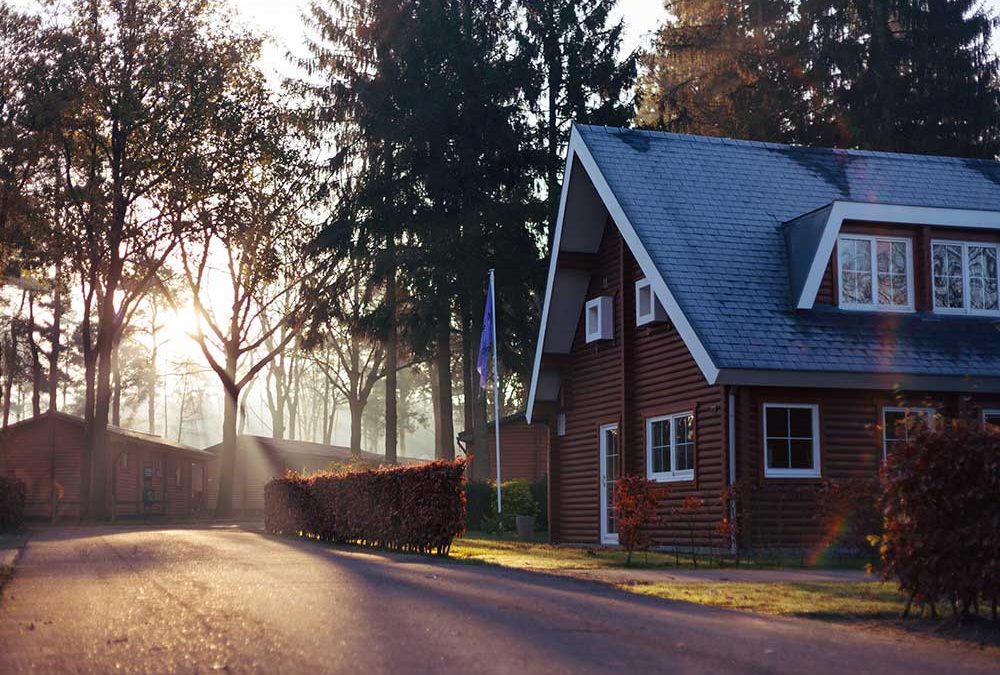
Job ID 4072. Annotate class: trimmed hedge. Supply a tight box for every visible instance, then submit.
[0,476,26,532]
[265,459,466,555]
[878,422,1000,619]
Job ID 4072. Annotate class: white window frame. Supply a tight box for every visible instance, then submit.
[556,412,566,436]
[585,296,613,343]
[645,412,695,483]
[881,406,936,459]
[837,234,915,312]
[762,403,821,478]
[635,277,666,326]
[982,409,1000,428]
[931,240,1000,316]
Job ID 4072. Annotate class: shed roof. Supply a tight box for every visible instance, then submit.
[203,435,427,466]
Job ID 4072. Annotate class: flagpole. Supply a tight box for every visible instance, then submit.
[490,268,502,517]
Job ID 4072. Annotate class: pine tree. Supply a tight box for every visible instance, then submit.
[520,0,637,229]
[637,0,806,142]
[797,0,1000,158]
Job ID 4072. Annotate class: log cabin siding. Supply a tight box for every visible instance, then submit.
[485,420,548,483]
[550,219,726,546]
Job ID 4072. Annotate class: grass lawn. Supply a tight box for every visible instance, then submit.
[450,532,683,570]
[625,580,906,619]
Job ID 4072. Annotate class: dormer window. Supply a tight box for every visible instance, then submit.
[932,241,999,315]
[585,296,613,343]
[635,278,667,326]
[837,235,913,311]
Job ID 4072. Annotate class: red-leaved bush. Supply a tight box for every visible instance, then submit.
[0,476,26,532]
[265,460,466,555]
[616,475,660,566]
[878,421,1000,619]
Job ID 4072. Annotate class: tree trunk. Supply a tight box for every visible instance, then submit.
[349,398,364,458]
[435,314,455,460]
[27,293,43,418]
[111,335,122,427]
[384,237,398,465]
[48,283,62,412]
[90,310,117,520]
[214,344,240,518]
[430,364,441,459]
[322,376,333,445]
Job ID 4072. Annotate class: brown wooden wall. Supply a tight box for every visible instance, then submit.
[480,419,548,483]
[550,219,726,546]
[734,386,1000,548]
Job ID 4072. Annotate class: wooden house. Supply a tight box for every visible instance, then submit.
[457,414,548,484]
[203,435,425,514]
[526,124,1000,551]
[0,411,214,521]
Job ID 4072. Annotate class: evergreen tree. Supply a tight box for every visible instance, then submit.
[520,0,637,229]
[637,0,806,142]
[797,0,1000,158]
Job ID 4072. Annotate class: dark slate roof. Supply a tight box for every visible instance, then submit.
[576,124,1000,377]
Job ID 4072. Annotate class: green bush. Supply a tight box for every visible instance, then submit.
[530,476,547,530]
[484,479,537,533]
[464,480,492,531]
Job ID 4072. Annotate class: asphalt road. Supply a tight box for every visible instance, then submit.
[0,526,996,674]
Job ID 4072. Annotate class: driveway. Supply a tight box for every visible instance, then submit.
[0,525,995,674]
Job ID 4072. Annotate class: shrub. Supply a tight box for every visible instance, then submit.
[813,478,881,561]
[616,475,659,566]
[464,480,492,531]
[530,476,548,530]
[484,479,538,533]
[264,460,466,555]
[877,421,1000,619]
[0,476,26,532]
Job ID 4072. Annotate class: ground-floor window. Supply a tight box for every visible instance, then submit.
[983,409,1000,428]
[881,407,935,459]
[762,403,820,478]
[646,412,695,482]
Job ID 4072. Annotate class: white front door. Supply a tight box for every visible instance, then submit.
[599,423,620,545]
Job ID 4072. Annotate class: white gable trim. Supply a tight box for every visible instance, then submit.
[796,201,1000,309]
[526,128,720,423]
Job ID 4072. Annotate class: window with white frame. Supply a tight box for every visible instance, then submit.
[763,404,820,477]
[585,296,613,343]
[556,413,566,436]
[882,407,935,458]
[983,409,1000,428]
[837,235,913,310]
[646,412,695,482]
[932,241,1000,315]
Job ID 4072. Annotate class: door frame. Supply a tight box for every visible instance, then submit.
[599,422,619,545]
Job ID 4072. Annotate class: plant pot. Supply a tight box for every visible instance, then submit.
[515,515,535,540]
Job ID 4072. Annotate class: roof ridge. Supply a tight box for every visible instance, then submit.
[575,123,1000,166]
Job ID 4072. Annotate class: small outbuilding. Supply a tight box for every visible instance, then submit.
[203,435,425,514]
[0,410,214,521]
[458,413,549,484]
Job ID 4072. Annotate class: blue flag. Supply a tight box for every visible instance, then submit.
[477,288,493,390]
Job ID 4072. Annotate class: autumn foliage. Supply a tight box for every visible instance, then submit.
[878,421,1000,619]
[0,476,26,532]
[616,475,660,566]
[264,460,466,555]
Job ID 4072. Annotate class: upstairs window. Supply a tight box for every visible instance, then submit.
[646,412,695,482]
[837,235,913,311]
[932,241,1000,315]
[635,278,667,326]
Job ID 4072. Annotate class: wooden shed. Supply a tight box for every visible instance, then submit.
[0,411,214,521]
[203,435,425,514]
[458,414,549,484]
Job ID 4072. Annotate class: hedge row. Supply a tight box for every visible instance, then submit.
[878,422,1000,619]
[0,476,26,532]
[264,459,466,555]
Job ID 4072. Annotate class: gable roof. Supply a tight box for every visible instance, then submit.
[203,435,427,466]
[527,125,1000,420]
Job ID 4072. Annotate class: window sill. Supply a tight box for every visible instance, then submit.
[648,472,695,483]
[763,470,821,479]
